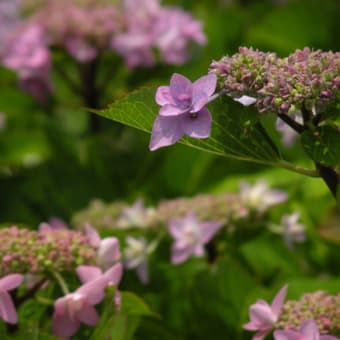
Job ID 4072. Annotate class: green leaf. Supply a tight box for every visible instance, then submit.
[120,292,156,317]
[96,87,281,165]
[301,126,340,167]
[90,291,155,340]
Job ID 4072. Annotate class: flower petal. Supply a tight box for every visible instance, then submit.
[273,330,302,340]
[233,95,257,106]
[271,284,288,316]
[97,237,121,270]
[136,262,149,284]
[300,320,319,340]
[84,224,101,248]
[199,221,223,244]
[180,108,212,138]
[103,263,123,286]
[254,329,272,340]
[52,312,80,338]
[169,73,192,104]
[0,291,18,324]
[149,115,184,151]
[171,243,194,264]
[76,265,103,284]
[155,86,174,106]
[77,304,99,326]
[77,276,108,305]
[0,274,23,291]
[249,300,276,326]
[159,104,187,116]
[191,74,217,111]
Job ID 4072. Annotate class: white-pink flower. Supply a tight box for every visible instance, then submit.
[0,274,23,324]
[274,319,340,340]
[244,285,288,340]
[168,212,222,264]
[239,180,287,214]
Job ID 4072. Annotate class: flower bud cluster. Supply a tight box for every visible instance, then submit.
[276,291,340,335]
[0,226,96,276]
[210,47,340,115]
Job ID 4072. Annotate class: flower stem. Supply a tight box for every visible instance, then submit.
[36,296,55,306]
[276,160,319,177]
[51,271,69,295]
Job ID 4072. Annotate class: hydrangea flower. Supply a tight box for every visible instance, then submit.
[239,180,287,214]
[116,199,155,229]
[276,291,340,335]
[85,224,121,270]
[280,213,305,249]
[76,264,123,287]
[168,212,222,264]
[124,236,150,284]
[52,265,121,339]
[274,319,340,340]
[149,73,217,150]
[0,274,23,324]
[244,284,288,340]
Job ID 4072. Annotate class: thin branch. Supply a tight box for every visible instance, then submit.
[278,113,304,133]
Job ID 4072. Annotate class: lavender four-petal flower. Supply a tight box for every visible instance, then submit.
[149,73,217,150]
[168,212,222,264]
[274,319,340,340]
[0,274,23,324]
[243,284,288,340]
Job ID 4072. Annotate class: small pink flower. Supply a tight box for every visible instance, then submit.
[52,266,121,339]
[85,224,121,270]
[150,73,217,150]
[168,212,222,264]
[244,285,288,340]
[76,264,123,287]
[0,274,23,324]
[274,319,340,340]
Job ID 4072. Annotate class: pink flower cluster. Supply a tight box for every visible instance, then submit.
[0,0,206,101]
[209,47,340,115]
[113,0,206,68]
[276,290,340,335]
[0,226,96,275]
[244,285,340,340]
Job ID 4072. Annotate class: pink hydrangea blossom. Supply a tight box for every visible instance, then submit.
[168,212,222,264]
[52,265,122,339]
[0,274,23,324]
[2,23,52,102]
[152,8,206,65]
[3,24,50,74]
[150,73,217,150]
[274,319,340,340]
[112,1,206,68]
[244,284,288,340]
[76,264,123,287]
